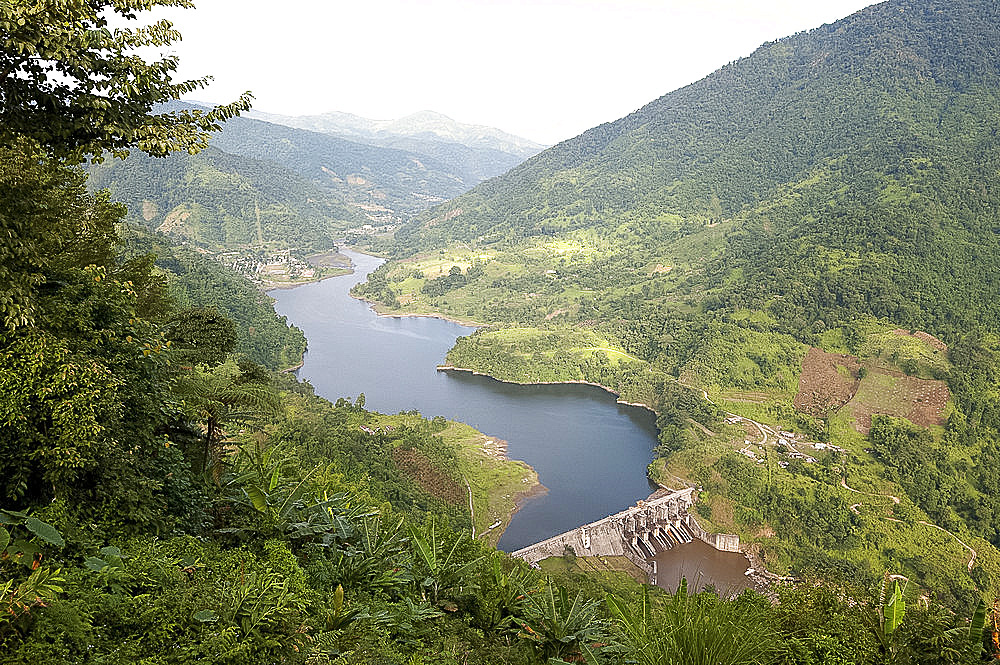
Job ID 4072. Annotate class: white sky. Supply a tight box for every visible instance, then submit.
[162,0,877,145]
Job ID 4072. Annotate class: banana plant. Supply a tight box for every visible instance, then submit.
[407,518,482,606]
[868,574,909,660]
[472,551,537,632]
[943,597,989,657]
[331,514,411,591]
[223,438,376,546]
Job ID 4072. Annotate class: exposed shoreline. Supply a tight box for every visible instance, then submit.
[436,365,659,417]
[262,267,352,291]
[365,304,487,328]
[482,469,549,546]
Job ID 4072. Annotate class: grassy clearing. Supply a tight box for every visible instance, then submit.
[858,328,951,378]
[368,414,539,544]
[538,554,649,586]
[445,327,643,384]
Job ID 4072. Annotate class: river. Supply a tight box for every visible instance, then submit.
[270,250,753,589]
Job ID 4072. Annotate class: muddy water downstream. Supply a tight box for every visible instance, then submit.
[650,539,756,595]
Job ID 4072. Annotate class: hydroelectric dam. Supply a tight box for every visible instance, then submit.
[510,487,741,584]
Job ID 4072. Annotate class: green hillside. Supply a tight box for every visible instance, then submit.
[88,104,510,256]
[389,0,1000,336]
[89,147,363,252]
[207,111,474,219]
[358,0,1000,599]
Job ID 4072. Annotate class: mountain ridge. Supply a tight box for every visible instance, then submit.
[247,107,545,158]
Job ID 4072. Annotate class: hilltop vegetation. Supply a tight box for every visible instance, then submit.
[357,0,1000,605]
[88,147,363,253]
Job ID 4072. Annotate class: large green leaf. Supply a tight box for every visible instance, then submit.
[244,485,269,513]
[84,556,110,572]
[193,609,220,623]
[884,581,905,635]
[24,516,65,547]
[0,509,29,525]
[968,598,987,645]
[0,526,9,553]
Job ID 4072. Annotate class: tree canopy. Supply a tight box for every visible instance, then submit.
[0,0,251,161]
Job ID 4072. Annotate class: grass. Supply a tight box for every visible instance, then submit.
[445,327,644,385]
[368,414,539,545]
[539,554,649,587]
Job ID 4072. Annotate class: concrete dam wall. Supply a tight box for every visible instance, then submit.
[510,487,740,577]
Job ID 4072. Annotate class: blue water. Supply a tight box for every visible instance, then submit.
[270,250,657,550]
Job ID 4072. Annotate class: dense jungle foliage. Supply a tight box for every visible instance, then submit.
[2,136,998,664]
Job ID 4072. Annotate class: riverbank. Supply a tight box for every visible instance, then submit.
[484,476,549,547]
[367,413,544,546]
[436,365,659,416]
[260,249,355,291]
[262,268,352,290]
[441,424,545,547]
[361,301,488,328]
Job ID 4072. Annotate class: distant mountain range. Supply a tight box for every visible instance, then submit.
[89,104,543,252]
[248,108,546,185]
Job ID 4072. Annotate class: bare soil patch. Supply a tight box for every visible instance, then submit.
[306,250,352,268]
[794,348,861,416]
[392,448,465,504]
[902,376,950,427]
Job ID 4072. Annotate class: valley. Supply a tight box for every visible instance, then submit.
[350,0,1000,607]
[6,0,1000,662]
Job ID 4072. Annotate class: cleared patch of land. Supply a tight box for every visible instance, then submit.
[370,414,540,544]
[794,347,861,416]
[392,447,465,504]
[844,372,950,434]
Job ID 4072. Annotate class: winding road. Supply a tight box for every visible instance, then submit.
[695,386,978,574]
[841,478,976,572]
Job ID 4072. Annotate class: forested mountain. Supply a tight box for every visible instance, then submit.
[392,0,1000,338]
[206,111,475,218]
[359,0,1000,602]
[88,104,503,254]
[249,108,545,182]
[88,147,363,252]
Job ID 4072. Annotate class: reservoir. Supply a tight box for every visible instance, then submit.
[270,249,756,594]
[270,249,657,550]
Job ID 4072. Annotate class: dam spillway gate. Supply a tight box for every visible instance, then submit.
[510,487,740,582]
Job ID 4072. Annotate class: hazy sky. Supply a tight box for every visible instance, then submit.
[163,0,876,145]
